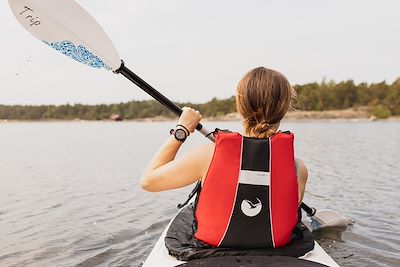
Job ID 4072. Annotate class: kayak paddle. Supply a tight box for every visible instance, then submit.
[9,0,352,229]
[9,0,215,141]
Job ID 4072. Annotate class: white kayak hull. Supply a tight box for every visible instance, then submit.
[143,216,340,267]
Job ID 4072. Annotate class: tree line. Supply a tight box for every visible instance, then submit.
[294,78,400,118]
[1,78,399,120]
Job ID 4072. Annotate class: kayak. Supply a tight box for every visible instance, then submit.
[142,208,340,267]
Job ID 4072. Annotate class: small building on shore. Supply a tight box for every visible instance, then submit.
[110,113,123,121]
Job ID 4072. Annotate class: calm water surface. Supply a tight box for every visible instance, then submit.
[0,121,399,267]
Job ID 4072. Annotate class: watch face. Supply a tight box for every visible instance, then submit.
[175,129,186,140]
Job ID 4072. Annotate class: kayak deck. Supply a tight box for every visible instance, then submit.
[142,221,340,267]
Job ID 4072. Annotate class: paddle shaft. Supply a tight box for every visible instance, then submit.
[115,61,214,141]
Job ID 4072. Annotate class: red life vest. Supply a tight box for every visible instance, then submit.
[194,131,298,249]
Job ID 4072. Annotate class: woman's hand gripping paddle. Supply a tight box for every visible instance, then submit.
[9,0,215,141]
[9,0,352,229]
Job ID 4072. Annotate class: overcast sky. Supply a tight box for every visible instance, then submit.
[1,0,399,105]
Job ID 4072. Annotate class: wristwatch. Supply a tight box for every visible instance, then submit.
[170,128,187,142]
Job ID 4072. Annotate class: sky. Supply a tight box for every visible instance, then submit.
[1,0,399,105]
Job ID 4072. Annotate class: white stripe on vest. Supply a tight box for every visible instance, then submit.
[238,170,270,186]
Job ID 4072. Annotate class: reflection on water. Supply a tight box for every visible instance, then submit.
[0,121,399,266]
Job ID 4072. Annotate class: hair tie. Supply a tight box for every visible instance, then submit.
[258,121,271,133]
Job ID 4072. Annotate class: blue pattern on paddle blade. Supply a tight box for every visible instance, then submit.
[310,218,323,230]
[43,40,111,70]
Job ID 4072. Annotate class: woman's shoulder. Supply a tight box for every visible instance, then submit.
[184,143,215,179]
[185,142,215,160]
[196,143,215,158]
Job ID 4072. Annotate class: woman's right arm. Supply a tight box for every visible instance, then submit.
[297,159,308,206]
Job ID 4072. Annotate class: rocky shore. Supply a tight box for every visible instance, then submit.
[205,107,377,122]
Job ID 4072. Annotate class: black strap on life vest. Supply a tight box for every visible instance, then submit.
[177,181,201,209]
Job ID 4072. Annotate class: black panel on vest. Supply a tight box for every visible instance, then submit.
[219,184,273,248]
[241,137,270,172]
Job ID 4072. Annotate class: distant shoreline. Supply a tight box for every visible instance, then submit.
[133,107,400,122]
[1,108,399,123]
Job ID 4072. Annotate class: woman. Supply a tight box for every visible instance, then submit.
[140,67,308,249]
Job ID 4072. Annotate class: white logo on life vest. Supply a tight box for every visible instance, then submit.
[241,198,262,217]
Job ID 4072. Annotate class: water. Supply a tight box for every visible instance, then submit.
[0,121,399,267]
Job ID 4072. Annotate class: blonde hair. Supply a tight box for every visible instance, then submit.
[236,67,296,138]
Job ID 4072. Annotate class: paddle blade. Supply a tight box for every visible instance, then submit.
[310,209,353,230]
[9,0,121,71]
